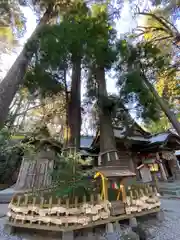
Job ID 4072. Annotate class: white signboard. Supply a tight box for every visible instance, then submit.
[140,167,152,183]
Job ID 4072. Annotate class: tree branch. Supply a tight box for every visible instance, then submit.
[138,12,174,35]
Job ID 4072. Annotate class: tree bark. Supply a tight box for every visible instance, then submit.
[162,0,180,14]
[0,7,53,129]
[7,94,23,129]
[95,66,117,163]
[67,57,81,151]
[63,68,70,147]
[143,74,180,136]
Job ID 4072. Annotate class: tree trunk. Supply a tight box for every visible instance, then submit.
[67,57,81,151]
[163,0,180,14]
[0,7,53,129]
[95,66,117,164]
[7,94,23,129]
[143,74,180,136]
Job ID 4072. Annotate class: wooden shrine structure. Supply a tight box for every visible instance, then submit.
[7,129,161,238]
[90,124,180,183]
[8,123,180,237]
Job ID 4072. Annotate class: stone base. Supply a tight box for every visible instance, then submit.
[113,221,121,232]
[62,231,74,240]
[4,224,15,235]
[106,222,114,233]
[129,217,138,228]
[156,210,165,221]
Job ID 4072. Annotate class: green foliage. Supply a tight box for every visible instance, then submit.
[85,3,117,69]
[0,1,26,51]
[52,152,95,198]
[0,128,23,183]
[25,63,64,96]
[146,114,170,134]
[24,0,91,97]
[137,8,179,50]
[116,40,174,122]
[136,8,180,120]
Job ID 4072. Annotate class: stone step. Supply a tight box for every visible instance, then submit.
[160,186,180,190]
[0,188,20,203]
[160,189,180,196]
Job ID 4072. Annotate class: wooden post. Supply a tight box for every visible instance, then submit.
[107,152,110,162]
[47,196,52,226]
[98,155,101,166]
[156,153,167,181]
[38,197,44,225]
[30,197,36,224]
[65,198,70,228]
[129,156,136,173]
[115,151,119,160]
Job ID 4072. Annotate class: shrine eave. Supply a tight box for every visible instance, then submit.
[90,130,180,153]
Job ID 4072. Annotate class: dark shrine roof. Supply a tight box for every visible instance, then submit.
[91,128,180,151]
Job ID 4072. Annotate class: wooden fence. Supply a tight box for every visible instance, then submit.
[8,182,161,232]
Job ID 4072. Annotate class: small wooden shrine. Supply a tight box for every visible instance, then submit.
[15,138,61,191]
[91,125,180,182]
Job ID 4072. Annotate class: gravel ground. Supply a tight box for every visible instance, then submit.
[0,198,180,240]
[140,198,180,240]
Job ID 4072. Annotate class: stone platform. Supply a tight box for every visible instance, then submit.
[0,187,20,203]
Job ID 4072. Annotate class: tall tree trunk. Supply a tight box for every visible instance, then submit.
[143,73,180,136]
[67,57,81,151]
[0,7,53,129]
[95,66,117,164]
[7,94,23,129]
[63,67,70,147]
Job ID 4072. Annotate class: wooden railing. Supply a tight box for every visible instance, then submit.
[8,193,111,229]
[7,183,160,232]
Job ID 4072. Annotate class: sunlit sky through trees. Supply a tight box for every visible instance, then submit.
[0,2,179,135]
[0,3,133,94]
[1,3,179,94]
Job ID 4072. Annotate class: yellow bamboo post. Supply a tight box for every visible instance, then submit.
[94,172,108,201]
[117,184,126,202]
